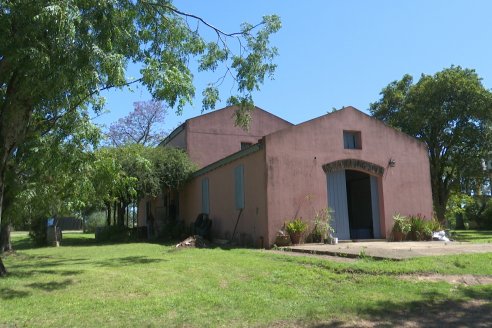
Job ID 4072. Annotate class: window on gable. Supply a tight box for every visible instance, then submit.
[241,142,253,150]
[343,131,362,149]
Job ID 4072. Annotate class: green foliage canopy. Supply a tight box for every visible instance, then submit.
[0,0,281,244]
[3,111,100,229]
[370,66,492,222]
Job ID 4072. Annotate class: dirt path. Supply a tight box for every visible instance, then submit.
[400,273,492,286]
[265,249,357,263]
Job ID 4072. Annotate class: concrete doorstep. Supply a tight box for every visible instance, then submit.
[282,241,492,260]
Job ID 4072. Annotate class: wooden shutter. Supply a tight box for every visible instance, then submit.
[235,165,245,209]
[327,170,350,240]
[370,176,381,239]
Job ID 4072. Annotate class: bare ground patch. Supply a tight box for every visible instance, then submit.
[399,273,492,286]
[266,250,357,263]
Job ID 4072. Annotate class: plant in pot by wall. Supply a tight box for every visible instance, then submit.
[391,214,411,241]
[311,208,335,243]
[274,224,292,246]
[285,218,308,244]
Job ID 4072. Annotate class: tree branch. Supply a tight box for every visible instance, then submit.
[152,3,265,38]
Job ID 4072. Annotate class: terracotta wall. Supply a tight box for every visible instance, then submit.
[185,107,292,168]
[180,149,268,247]
[264,107,433,245]
[166,127,186,149]
[136,195,165,232]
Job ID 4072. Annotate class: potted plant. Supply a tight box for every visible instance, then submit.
[310,208,335,244]
[274,225,292,246]
[391,214,411,241]
[285,218,308,244]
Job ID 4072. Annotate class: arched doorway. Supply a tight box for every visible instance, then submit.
[323,159,383,240]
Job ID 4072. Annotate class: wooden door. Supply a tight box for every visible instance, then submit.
[327,170,350,240]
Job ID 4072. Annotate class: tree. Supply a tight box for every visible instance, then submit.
[370,66,492,223]
[90,144,195,228]
[106,101,167,147]
[0,1,280,275]
[2,111,100,247]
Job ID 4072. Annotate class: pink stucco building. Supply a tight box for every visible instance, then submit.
[140,106,433,247]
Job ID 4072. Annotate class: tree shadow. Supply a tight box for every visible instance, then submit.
[60,235,98,247]
[9,257,90,270]
[309,289,492,328]
[9,269,84,279]
[0,287,31,300]
[5,254,88,279]
[452,230,492,242]
[95,256,168,267]
[26,279,75,292]
[11,237,38,250]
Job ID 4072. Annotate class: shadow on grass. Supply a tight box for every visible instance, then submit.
[452,230,492,242]
[60,236,97,247]
[9,256,90,269]
[11,237,37,251]
[309,289,492,328]
[9,269,84,279]
[27,279,75,292]
[95,255,168,267]
[0,287,31,300]
[1,279,76,300]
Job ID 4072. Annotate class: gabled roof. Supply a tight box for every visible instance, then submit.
[264,106,426,148]
[159,105,292,147]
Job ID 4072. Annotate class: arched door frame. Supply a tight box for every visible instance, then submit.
[323,159,384,240]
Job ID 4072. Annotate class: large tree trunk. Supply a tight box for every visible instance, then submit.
[0,258,6,277]
[431,174,450,226]
[0,223,12,253]
[117,202,127,226]
[0,161,7,277]
[0,148,8,277]
[106,203,111,226]
[1,79,34,277]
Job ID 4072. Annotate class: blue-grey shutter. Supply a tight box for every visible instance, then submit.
[235,165,245,209]
[343,132,355,149]
[370,176,381,239]
[201,178,209,214]
[327,170,350,240]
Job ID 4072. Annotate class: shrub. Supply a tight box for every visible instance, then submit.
[426,218,443,232]
[463,196,492,229]
[95,225,132,243]
[408,215,432,241]
[29,217,48,246]
[84,211,106,233]
[309,208,335,242]
[286,218,308,234]
[285,218,308,245]
[477,198,492,229]
[390,214,411,241]
[391,214,443,241]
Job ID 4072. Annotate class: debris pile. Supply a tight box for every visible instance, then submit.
[175,235,208,248]
[432,230,451,242]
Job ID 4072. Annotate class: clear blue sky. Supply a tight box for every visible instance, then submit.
[96,0,492,132]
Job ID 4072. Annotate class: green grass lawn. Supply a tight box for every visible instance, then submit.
[1,233,492,327]
[452,229,492,243]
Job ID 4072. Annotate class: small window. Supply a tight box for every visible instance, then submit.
[201,178,209,214]
[234,165,245,209]
[241,142,253,150]
[343,131,362,149]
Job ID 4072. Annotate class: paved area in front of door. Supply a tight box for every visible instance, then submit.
[283,241,492,260]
